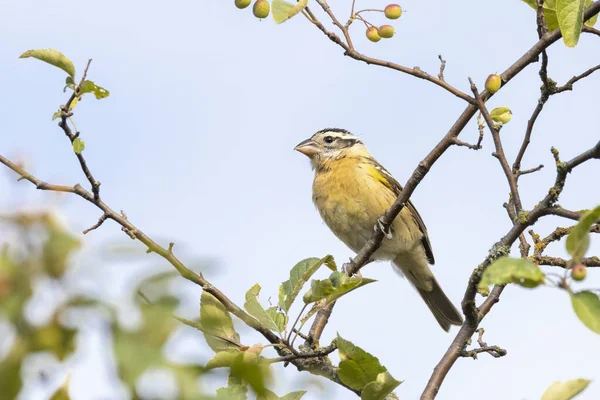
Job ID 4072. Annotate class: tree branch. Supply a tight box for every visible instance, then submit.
[421,139,600,399]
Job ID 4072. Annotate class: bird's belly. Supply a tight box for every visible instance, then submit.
[312,173,418,260]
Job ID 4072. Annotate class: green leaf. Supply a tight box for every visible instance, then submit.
[361,371,402,400]
[585,0,598,27]
[489,106,513,124]
[72,138,85,154]
[303,278,335,304]
[278,255,336,313]
[541,379,591,400]
[206,350,241,369]
[19,49,76,78]
[338,360,372,390]
[478,257,545,293]
[244,284,286,333]
[257,389,307,400]
[302,274,376,321]
[217,383,248,400]
[52,109,62,121]
[272,0,308,24]
[336,335,388,391]
[230,352,270,396]
[80,80,110,99]
[69,96,79,111]
[571,291,600,334]
[544,0,562,30]
[557,0,586,46]
[566,206,600,263]
[521,0,561,30]
[200,291,241,352]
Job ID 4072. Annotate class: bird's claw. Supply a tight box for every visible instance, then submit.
[376,217,393,240]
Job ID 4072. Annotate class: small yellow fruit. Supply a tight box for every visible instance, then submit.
[572,264,587,281]
[235,0,251,8]
[253,0,270,18]
[384,4,402,19]
[378,25,395,38]
[366,27,381,42]
[485,74,502,93]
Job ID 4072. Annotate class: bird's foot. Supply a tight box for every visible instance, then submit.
[342,260,362,278]
[376,217,393,240]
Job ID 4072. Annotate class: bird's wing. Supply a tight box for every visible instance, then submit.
[366,158,436,265]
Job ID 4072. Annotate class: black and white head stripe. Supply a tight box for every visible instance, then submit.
[312,128,362,146]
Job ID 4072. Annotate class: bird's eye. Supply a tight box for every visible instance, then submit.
[324,136,334,144]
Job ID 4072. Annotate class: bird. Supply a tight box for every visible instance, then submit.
[294,128,463,331]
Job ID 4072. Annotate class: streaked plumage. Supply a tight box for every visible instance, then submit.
[295,128,463,331]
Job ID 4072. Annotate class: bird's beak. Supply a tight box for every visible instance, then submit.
[294,139,321,157]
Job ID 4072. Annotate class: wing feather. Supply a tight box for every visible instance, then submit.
[365,158,435,265]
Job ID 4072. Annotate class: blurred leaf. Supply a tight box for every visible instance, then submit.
[570,291,600,334]
[200,291,240,352]
[31,315,77,360]
[361,371,402,400]
[52,109,62,120]
[49,375,71,400]
[278,255,336,313]
[541,379,591,400]
[566,206,600,263]
[244,284,285,333]
[114,298,179,388]
[257,389,306,400]
[217,383,248,400]
[336,335,388,391]
[42,218,81,278]
[0,338,27,400]
[230,351,271,396]
[272,0,308,24]
[206,350,242,369]
[478,257,545,293]
[19,49,75,78]
[72,138,85,154]
[80,80,110,99]
[557,0,586,47]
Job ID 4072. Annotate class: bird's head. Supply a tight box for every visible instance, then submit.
[294,128,367,169]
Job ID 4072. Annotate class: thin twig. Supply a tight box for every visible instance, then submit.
[83,213,108,234]
[438,55,446,81]
[469,78,523,214]
[266,343,337,364]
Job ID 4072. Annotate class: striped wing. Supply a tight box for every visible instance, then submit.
[367,158,436,265]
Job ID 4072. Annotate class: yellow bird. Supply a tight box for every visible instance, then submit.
[294,128,463,331]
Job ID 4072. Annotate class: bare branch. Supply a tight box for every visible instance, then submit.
[421,137,600,399]
[469,78,523,213]
[451,137,482,151]
[310,1,475,103]
[83,213,108,234]
[516,164,544,177]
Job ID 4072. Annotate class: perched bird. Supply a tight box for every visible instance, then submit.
[294,128,463,331]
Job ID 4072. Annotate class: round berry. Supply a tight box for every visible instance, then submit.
[366,27,381,42]
[384,4,402,19]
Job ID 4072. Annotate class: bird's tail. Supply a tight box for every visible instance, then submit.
[393,252,463,332]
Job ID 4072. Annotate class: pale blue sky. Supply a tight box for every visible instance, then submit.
[1,0,600,399]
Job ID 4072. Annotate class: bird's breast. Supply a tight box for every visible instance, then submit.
[311,158,397,255]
